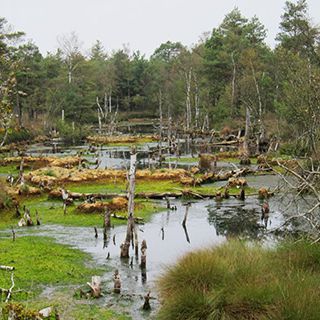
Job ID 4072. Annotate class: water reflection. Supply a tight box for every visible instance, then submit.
[207,198,270,239]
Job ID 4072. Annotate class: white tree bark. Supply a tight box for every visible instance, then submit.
[185,69,192,131]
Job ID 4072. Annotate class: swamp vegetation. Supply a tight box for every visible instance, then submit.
[1,0,320,319]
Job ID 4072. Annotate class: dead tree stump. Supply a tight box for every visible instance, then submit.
[261,202,270,227]
[113,269,121,294]
[87,276,102,298]
[11,227,15,241]
[120,241,130,258]
[140,240,147,269]
[104,208,111,228]
[142,291,151,310]
[239,188,245,201]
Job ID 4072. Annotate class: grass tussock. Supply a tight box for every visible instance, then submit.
[157,240,320,320]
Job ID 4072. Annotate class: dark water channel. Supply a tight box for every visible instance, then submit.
[1,141,304,318]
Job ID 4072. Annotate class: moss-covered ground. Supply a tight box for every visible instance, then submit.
[0,236,102,296]
[0,236,129,319]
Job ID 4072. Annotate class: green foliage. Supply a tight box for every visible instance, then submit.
[42,169,56,177]
[0,128,35,144]
[157,239,320,320]
[1,3,320,158]
[56,120,90,144]
[2,303,40,319]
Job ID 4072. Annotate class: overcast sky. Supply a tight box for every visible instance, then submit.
[1,0,320,56]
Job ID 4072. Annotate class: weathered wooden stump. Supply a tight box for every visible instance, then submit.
[113,269,121,294]
[87,276,102,298]
[104,208,111,228]
[120,241,130,258]
[142,292,151,310]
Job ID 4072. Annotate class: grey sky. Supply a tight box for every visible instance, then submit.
[1,0,320,56]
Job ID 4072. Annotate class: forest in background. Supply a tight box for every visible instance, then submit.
[1,0,320,156]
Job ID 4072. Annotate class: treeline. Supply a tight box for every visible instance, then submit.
[0,0,320,155]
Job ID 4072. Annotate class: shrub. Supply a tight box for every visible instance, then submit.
[0,128,35,145]
[56,120,91,144]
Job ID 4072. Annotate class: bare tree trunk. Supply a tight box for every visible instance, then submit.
[113,269,121,293]
[185,69,192,131]
[193,73,200,129]
[159,89,163,140]
[243,106,251,158]
[231,52,236,110]
[0,113,13,147]
[250,61,264,154]
[140,240,147,269]
[120,151,137,258]
[109,91,112,113]
[96,97,104,134]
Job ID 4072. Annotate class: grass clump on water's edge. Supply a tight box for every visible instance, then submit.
[0,236,102,297]
[157,239,320,320]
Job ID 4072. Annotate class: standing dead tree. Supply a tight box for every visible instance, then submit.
[120,150,137,258]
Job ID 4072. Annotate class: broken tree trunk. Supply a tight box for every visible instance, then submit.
[241,105,251,163]
[87,276,102,298]
[120,151,137,258]
[140,240,147,269]
[143,291,151,310]
[113,269,121,294]
[104,209,111,228]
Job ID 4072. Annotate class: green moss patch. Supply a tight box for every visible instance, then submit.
[0,236,102,294]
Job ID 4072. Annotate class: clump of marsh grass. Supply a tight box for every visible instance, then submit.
[157,240,320,320]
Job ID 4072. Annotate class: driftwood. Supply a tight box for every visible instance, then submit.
[0,265,15,271]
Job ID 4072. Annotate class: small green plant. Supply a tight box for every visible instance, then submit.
[2,303,39,319]
[43,169,56,177]
[19,184,30,195]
